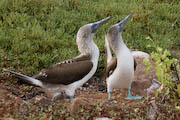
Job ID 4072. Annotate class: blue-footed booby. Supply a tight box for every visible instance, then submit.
[3,16,112,101]
[105,14,142,103]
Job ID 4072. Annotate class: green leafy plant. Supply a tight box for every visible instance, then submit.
[144,47,180,105]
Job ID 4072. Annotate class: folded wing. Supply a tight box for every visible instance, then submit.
[34,55,93,85]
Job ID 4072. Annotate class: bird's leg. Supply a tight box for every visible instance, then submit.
[125,88,142,100]
[108,92,111,101]
[108,92,117,104]
[108,92,113,104]
[70,96,74,101]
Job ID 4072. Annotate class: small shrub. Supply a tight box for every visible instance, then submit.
[144,47,180,105]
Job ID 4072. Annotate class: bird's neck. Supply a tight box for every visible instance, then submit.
[113,36,126,57]
[78,39,99,63]
[89,41,100,64]
[114,37,130,66]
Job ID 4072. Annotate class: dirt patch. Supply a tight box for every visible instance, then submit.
[0,53,162,119]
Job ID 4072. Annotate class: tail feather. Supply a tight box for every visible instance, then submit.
[3,68,43,87]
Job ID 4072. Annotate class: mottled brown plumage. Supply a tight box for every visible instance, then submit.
[33,55,93,85]
[106,58,117,77]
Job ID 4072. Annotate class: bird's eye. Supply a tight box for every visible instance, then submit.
[119,23,124,32]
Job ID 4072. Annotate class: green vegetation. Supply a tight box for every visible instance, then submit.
[0,0,179,75]
[143,48,180,119]
[144,47,180,105]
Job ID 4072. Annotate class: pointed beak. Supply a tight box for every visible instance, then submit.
[91,16,112,33]
[117,13,133,32]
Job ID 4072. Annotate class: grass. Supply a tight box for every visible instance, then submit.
[0,0,179,76]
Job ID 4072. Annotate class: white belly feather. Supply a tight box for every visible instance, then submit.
[107,46,134,90]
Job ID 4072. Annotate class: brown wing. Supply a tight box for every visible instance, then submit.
[55,54,91,64]
[34,60,93,85]
[73,54,91,62]
[106,57,137,77]
[106,58,117,77]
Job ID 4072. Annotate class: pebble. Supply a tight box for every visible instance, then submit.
[95,117,112,120]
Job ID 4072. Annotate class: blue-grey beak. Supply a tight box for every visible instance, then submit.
[92,16,112,33]
[118,13,133,32]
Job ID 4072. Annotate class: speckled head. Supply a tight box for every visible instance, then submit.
[106,14,133,52]
[77,16,112,54]
[77,16,112,43]
[91,16,112,34]
[118,13,133,32]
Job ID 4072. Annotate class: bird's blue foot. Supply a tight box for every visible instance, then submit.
[109,100,117,104]
[108,92,111,101]
[126,95,142,100]
[108,92,113,104]
[108,92,117,104]
[70,96,74,101]
[125,88,142,100]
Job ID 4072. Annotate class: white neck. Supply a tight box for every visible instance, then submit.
[113,35,131,66]
[86,41,100,67]
[113,35,125,56]
[77,36,99,63]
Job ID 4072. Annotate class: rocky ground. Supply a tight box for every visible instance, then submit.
[0,52,179,120]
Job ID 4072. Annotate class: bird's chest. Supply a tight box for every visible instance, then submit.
[108,68,133,89]
[108,50,134,88]
[116,49,134,73]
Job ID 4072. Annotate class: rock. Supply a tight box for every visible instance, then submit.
[132,51,159,96]
[131,80,151,96]
[132,51,150,61]
[147,80,161,96]
[95,117,112,120]
[70,97,88,114]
